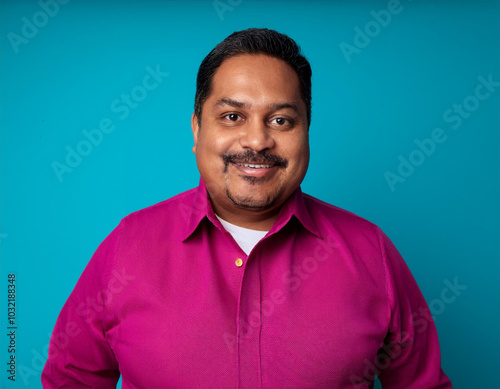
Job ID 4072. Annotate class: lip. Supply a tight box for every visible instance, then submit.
[230,162,279,178]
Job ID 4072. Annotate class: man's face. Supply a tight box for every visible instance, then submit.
[191,53,309,227]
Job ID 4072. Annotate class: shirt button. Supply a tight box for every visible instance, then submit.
[235,258,243,267]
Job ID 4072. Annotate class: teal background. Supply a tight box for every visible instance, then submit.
[1,0,499,388]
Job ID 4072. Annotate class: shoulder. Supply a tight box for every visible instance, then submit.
[300,192,385,253]
[303,192,379,233]
[118,186,198,234]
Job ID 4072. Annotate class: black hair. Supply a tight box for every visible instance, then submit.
[194,28,312,125]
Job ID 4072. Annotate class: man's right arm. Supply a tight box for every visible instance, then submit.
[41,223,123,388]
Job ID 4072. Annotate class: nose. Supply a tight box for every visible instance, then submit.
[238,120,275,152]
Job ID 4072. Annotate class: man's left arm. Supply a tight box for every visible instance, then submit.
[375,227,452,388]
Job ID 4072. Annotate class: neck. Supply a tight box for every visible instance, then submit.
[212,205,279,231]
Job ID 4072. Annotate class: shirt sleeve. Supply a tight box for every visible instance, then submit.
[41,223,123,388]
[375,227,452,389]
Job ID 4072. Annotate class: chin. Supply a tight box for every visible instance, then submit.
[226,189,277,211]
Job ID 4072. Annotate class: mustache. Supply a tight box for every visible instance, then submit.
[222,150,288,168]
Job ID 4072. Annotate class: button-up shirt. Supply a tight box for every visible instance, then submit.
[42,178,452,388]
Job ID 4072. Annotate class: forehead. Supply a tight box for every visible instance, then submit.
[207,54,303,106]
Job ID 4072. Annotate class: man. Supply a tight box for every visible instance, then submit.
[42,28,452,388]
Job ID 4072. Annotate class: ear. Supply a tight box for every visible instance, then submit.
[191,113,200,154]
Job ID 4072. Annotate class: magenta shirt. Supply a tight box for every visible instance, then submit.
[42,179,452,388]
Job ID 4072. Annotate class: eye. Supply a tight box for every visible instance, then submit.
[271,117,291,126]
[223,113,242,122]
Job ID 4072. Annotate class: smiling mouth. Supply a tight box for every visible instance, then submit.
[233,162,276,169]
[222,150,288,175]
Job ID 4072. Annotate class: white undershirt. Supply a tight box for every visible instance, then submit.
[215,215,269,256]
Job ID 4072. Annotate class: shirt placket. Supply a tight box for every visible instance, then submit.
[236,250,263,389]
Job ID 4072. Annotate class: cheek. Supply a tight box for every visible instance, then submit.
[285,136,309,162]
[199,129,236,156]
[195,135,234,176]
[213,136,233,155]
[289,143,310,177]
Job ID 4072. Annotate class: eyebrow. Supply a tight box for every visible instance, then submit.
[268,102,299,114]
[213,98,300,114]
[213,98,248,109]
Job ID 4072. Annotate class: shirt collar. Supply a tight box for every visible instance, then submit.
[182,177,323,242]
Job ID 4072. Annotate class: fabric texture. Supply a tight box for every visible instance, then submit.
[42,178,452,389]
